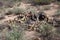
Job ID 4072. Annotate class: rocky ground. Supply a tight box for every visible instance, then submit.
[0,0,60,40]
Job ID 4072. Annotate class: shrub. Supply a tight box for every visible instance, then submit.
[37,22,56,40]
[6,24,25,40]
[1,0,21,8]
[52,9,60,27]
[56,9,60,15]
[12,8,26,15]
[5,9,13,15]
[27,7,37,14]
[6,29,24,40]
[53,9,60,17]
[5,8,26,15]
[0,14,5,20]
[43,5,51,10]
[33,0,54,5]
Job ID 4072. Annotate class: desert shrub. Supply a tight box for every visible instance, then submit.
[1,0,21,8]
[6,24,25,40]
[12,8,26,15]
[5,9,13,15]
[0,14,5,20]
[57,0,60,1]
[53,9,60,17]
[11,0,21,2]
[56,0,60,5]
[27,7,37,14]
[6,28,24,40]
[33,0,54,5]
[37,22,56,40]
[14,2,21,7]
[5,8,26,15]
[51,9,60,27]
[43,5,51,10]
[56,9,60,14]
[2,0,21,2]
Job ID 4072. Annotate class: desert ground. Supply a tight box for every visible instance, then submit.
[0,0,60,40]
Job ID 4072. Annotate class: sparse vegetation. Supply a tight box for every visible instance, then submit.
[5,9,13,15]
[56,9,60,15]
[38,22,56,40]
[0,0,60,40]
[33,0,54,5]
[12,8,26,15]
[0,14,5,20]
[53,9,60,17]
[6,24,25,40]
[5,8,26,15]
[43,5,51,10]
[27,7,37,14]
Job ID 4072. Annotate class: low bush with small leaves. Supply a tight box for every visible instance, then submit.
[56,9,60,15]
[5,8,26,15]
[33,0,54,5]
[37,22,56,40]
[0,14,5,20]
[12,8,26,15]
[5,24,25,40]
[43,6,51,10]
[0,0,21,8]
[53,9,60,17]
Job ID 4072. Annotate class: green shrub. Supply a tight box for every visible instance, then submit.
[43,5,51,10]
[12,8,26,15]
[27,7,37,14]
[56,9,60,15]
[37,22,56,40]
[53,9,60,16]
[33,0,54,4]
[5,8,26,15]
[6,24,25,40]
[5,9,13,15]
[6,30,23,40]
[1,0,21,8]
